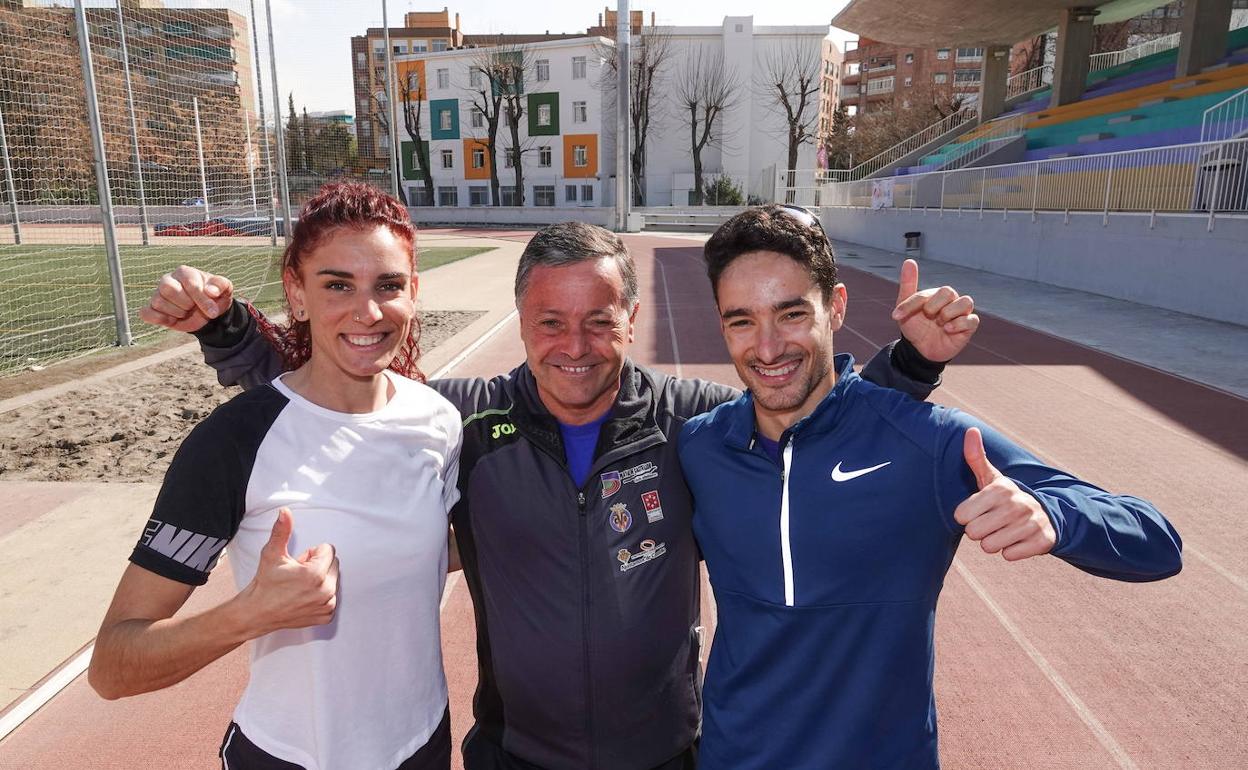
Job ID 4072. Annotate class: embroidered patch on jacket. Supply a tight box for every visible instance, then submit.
[617,539,667,572]
[601,470,622,498]
[609,502,633,533]
[600,461,660,498]
[641,490,664,523]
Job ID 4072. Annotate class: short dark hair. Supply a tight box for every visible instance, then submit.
[702,205,838,303]
[514,221,638,307]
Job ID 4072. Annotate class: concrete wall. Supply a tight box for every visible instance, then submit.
[819,207,1248,326]
[645,20,827,206]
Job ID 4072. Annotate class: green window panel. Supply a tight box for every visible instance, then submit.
[400,140,431,181]
[430,99,460,140]
[528,92,559,136]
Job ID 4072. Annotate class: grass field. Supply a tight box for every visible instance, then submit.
[0,243,493,374]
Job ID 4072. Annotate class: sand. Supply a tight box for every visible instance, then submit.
[0,310,483,482]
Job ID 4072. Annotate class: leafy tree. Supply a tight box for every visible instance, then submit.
[285,93,303,173]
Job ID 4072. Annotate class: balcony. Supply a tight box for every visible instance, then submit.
[863,63,895,74]
[866,75,895,95]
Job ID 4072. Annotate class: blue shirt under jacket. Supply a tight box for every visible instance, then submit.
[678,354,1182,770]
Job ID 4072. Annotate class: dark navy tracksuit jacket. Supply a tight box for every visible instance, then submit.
[679,354,1183,770]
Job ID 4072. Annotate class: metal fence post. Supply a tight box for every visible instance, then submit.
[115,0,149,246]
[978,168,986,219]
[939,173,946,217]
[381,0,401,202]
[249,0,278,246]
[0,103,20,245]
[75,0,132,347]
[1102,154,1114,226]
[245,125,258,213]
[192,97,210,222]
[265,0,292,243]
[1207,142,1224,233]
[1031,162,1040,222]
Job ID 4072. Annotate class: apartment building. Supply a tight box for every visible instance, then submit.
[817,37,846,139]
[0,0,257,204]
[840,38,984,115]
[393,37,614,208]
[352,7,659,172]
[351,9,465,167]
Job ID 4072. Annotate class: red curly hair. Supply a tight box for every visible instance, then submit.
[251,181,424,381]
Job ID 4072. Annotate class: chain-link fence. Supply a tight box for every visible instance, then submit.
[0,0,395,376]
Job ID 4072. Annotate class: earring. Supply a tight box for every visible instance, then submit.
[296,308,306,320]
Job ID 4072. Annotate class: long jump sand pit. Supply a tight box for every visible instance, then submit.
[0,310,482,483]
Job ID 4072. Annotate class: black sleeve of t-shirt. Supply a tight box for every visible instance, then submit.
[129,387,288,585]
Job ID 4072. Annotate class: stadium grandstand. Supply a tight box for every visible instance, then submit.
[786,0,1248,328]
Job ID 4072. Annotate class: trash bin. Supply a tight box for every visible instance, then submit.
[904,231,922,258]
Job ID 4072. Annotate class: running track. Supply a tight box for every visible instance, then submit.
[1,233,1245,768]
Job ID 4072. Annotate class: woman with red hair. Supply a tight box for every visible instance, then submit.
[89,183,461,770]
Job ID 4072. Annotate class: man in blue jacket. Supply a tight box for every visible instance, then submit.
[678,205,1184,770]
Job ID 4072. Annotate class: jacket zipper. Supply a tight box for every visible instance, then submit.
[780,441,795,607]
[577,489,596,769]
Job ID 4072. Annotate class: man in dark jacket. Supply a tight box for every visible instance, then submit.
[140,221,980,770]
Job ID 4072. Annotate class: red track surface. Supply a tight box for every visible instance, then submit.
[2,233,1245,769]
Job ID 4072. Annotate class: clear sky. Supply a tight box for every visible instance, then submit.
[257,0,857,113]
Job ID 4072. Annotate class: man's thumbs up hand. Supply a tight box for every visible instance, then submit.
[953,429,1056,562]
[239,508,340,636]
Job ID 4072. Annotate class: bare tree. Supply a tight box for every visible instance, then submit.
[465,48,512,205]
[489,42,534,208]
[674,46,739,205]
[597,27,673,205]
[843,82,969,166]
[755,38,822,176]
[398,70,434,206]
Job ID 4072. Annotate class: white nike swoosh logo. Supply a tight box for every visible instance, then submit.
[831,461,892,482]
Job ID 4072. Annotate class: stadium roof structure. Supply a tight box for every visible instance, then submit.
[832,0,1174,46]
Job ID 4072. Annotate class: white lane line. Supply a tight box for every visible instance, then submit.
[440,571,462,612]
[0,646,92,742]
[430,309,519,380]
[937,378,1246,597]
[843,322,1247,595]
[653,255,684,379]
[0,311,514,742]
[954,561,1140,770]
[841,321,1136,761]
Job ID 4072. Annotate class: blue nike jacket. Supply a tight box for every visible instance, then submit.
[678,354,1182,769]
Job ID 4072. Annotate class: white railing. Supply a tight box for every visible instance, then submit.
[781,137,1248,230]
[936,113,1029,170]
[1088,14,1248,74]
[1089,32,1181,73]
[1005,64,1053,101]
[809,105,977,185]
[1201,87,1248,143]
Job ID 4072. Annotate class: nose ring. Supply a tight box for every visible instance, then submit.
[354,313,360,322]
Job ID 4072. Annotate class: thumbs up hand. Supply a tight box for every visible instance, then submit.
[953,428,1056,562]
[890,259,979,364]
[237,508,340,635]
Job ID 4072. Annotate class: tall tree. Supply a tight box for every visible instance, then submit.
[597,27,673,205]
[466,50,509,205]
[285,93,303,173]
[823,102,853,170]
[674,47,739,205]
[301,106,314,172]
[755,38,822,177]
[490,43,533,207]
[399,68,435,206]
